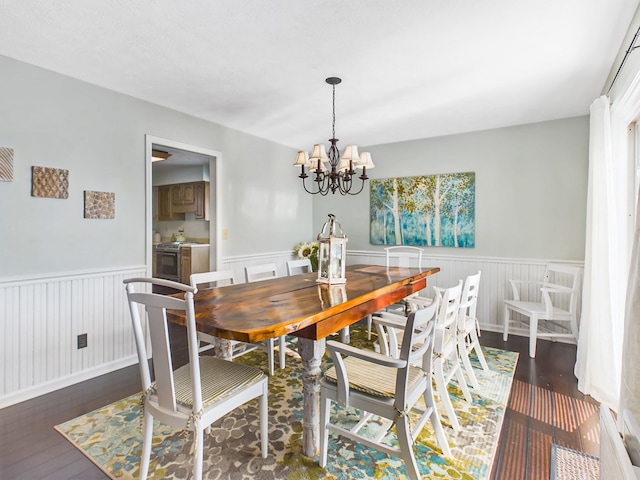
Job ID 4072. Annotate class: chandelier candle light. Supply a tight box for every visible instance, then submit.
[294,77,375,195]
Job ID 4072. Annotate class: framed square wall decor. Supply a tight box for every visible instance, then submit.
[31,166,69,199]
[84,190,115,219]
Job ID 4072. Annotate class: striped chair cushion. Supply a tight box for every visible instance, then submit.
[172,356,264,409]
[324,356,426,398]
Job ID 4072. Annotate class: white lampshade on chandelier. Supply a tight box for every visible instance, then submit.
[294,77,374,195]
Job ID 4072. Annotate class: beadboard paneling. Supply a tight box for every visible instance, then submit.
[347,250,583,335]
[0,266,146,407]
[0,253,583,408]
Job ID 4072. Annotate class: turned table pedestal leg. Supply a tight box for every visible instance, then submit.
[298,337,325,457]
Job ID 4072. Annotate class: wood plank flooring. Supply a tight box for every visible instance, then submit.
[0,327,599,479]
[485,331,600,480]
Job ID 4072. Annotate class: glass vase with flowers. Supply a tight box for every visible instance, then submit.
[293,241,319,272]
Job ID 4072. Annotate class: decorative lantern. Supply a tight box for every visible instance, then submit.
[316,213,348,284]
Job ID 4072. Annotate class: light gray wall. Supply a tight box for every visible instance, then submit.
[0,55,312,278]
[313,116,589,261]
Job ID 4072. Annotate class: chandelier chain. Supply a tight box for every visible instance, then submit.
[332,83,336,141]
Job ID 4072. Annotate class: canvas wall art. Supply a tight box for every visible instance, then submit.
[84,190,115,219]
[0,147,14,182]
[370,172,475,248]
[31,166,69,199]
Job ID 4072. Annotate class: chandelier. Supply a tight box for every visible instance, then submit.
[294,77,375,195]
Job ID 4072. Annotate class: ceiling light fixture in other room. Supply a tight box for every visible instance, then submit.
[294,77,374,195]
[152,150,172,162]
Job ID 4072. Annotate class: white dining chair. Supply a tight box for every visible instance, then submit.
[245,263,287,370]
[320,299,451,480]
[366,246,426,339]
[189,270,234,355]
[124,277,268,480]
[190,270,285,375]
[503,263,582,358]
[432,280,472,431]
[287,258,312,276]
[456,271,488,389]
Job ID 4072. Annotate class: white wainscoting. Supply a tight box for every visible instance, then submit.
[347,250,583,335]
[0,266,147,408]
[0,252,583,408]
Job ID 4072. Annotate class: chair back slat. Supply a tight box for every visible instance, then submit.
[437,280,463,330]
[543,264,582,314]
[460,271,481,320]
[385,246,424,269]
[146,303,178,412]
[395,299,438,409]
[245,263,278,283]
[287,258,312,276]
[190,270,235,288]
[405,299,439,370]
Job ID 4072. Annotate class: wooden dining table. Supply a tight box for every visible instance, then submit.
[167,263,440,457]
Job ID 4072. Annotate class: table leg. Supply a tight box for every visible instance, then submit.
[297,337,325,457]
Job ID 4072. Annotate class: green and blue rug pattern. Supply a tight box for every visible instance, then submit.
[55,327,518,479]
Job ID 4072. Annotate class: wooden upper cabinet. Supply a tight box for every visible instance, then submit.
[157,185,173,221]
[194,181,210,220]
[154,181,209,220]
[172,183,196,209]
[152,186,159,221]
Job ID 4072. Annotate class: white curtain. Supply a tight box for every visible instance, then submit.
[575,96,627,410]
[620,189,640,422]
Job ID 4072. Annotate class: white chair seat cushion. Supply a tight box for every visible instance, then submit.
[324,356,426,398]
[172,357,265,409]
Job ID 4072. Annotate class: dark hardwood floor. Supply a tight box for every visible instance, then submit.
[0,326,599,479]
[485,331,600,480]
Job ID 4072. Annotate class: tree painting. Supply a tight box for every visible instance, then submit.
[370,172,475,248]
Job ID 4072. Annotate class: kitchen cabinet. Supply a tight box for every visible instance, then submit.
[194,181,210,220]
[180,244,210,284]
[152,186,158,221]
[152,244,157,277]
[152,181,210,221]
[171,183,196,209]
[157,185,175,221]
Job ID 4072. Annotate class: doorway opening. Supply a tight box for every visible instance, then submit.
[145,135,222,279]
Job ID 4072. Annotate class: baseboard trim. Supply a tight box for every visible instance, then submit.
[0,355,138,409]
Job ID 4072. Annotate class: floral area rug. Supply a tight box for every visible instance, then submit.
[55,326,518,479]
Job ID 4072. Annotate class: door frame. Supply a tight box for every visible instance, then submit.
[145,135,222,275]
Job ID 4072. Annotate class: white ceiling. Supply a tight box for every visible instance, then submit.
[0,1,638,151]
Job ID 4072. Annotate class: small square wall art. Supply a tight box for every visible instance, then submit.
[31,166,69,199]
[84,190,115,219]
[0,146,14,182]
